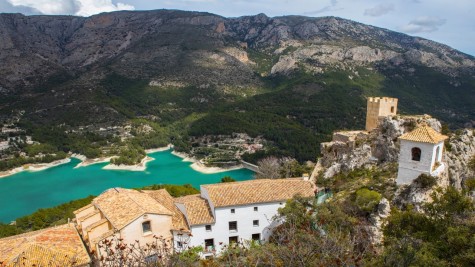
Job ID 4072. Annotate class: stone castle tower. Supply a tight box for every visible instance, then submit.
[365,97,398,131]
[396,126,448,185]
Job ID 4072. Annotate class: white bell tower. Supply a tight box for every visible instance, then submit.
[396,126,448,185]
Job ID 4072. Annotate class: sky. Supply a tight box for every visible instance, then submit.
[0,0,473,56]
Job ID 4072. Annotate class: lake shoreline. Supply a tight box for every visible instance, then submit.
[171,150,245,174]
[0,144,250,178]
[0,145,174,178]
[102,156,155,171]
[0,158,72,179]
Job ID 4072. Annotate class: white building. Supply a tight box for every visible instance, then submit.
[74,179,315,258]
[396,126,448,185]
[174,179,314,256]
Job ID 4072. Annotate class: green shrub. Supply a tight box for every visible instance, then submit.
[355,188,382,213]
[465,178,475,192]
[414,174,437,188]
[468,155,475,172]
[221,176,236,183]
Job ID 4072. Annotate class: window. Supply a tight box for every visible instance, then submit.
[204,238,214,252]
[254,207,258,212]
[391,106,395,113]
[231,208,235,214]
[177,241,183,248]
[229,236,239,244]
[253,220,259,227]
[411,147,421,161]
[229,221,238,232]
[252,233,261,241]
[205,225,212,231]
[142,221,151,234]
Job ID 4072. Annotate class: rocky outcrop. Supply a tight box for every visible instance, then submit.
[445,129,475,189]
[270,55,297,75]
[320,140,373,179]
[368,198,391,245]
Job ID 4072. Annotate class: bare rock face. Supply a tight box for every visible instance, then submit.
[222,47,251,64]
[445,129,475,189]
[369,198,391,245]
[393,184,434,211]
[320,141,373,178]
[271,55,297,75]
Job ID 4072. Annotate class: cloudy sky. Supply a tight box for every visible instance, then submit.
[0,0,473,56]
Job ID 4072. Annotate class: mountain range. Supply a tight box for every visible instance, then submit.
[0,9,474,161]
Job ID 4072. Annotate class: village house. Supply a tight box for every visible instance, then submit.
[0,223,91,267]
[74,178,315,259]
[174,178,315,256]
[73,187,188,257]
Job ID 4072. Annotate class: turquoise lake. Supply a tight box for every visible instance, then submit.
[0,150,254,223]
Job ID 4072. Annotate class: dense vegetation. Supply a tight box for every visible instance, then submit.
[4,63,474,167]
[135,183,199,197]
[379,187,475,266]
[0,151,67,171]
[0,195,94,238]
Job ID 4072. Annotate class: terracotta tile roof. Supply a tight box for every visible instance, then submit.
[77,209,100,223]
[73,203,93,215]
[399,126,448,144]
[201,178,315,207]
[174,194,215,226]
[84,218,109,234]
[143,189,190,231]
[0,224,90,267]
[93,188,173,230]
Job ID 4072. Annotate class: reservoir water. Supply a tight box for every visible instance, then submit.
[0,150,254,223]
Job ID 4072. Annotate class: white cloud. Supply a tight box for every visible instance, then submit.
[75,0,134,16]
[364,3,394,17]
[399,16,447,33]
[8,0,79,15]
[4,0,134,16]
[0,0,40,14]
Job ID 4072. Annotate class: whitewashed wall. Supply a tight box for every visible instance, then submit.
[178,202,285,256]
[397,140,444,184]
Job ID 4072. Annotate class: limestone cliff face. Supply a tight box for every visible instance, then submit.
[320,139,373,179]
[445,129,475,189]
